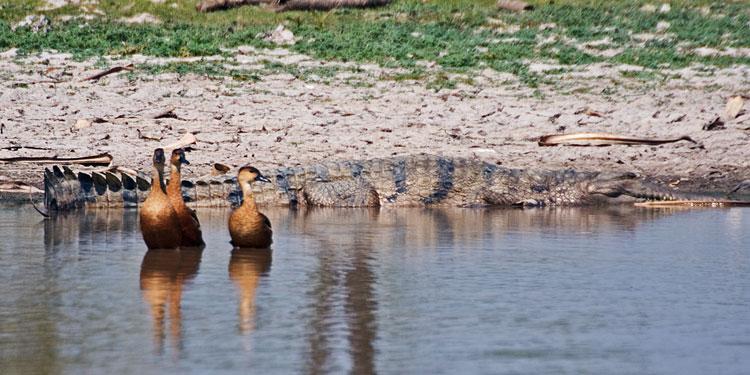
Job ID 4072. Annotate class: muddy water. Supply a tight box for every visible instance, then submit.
[1,206,749,374]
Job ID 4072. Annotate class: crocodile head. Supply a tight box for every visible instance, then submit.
[587,172,677,202]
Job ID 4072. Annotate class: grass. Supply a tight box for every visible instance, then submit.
[0,0,749,86]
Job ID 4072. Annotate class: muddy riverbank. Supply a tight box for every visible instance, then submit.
[1,50,749,196]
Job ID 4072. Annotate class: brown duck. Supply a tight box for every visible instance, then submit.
[140,148,182,249]
[166,148,205,248]
[228,166,273,248]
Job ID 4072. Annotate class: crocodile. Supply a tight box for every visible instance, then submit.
[43,154,720,212]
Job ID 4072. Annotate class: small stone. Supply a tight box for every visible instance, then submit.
[539,23,556,31]
[659,3,671,13]
[236,45,257,55]
[656,21,670,33]
[0,48,18,59]
[73,119,92,131]
[119,13,161,25]
[263,25,296,46]
[12,15,51,33]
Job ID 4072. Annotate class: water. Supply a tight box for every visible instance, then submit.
[1,206,749,374]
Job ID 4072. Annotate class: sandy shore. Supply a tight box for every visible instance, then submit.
[1,48,749,196]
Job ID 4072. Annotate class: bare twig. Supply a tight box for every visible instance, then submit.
[29,185,50,218]
[0,145,53,151]
[82,64,135,82]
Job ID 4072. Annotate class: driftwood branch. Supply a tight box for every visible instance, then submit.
[538,133,696,147]
[0,153,113,166]
[196,0,267,11]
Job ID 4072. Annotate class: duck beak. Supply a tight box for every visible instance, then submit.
[179,153,190,165]
[255,174,271,183]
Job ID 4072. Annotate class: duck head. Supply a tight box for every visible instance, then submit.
[152,148,166,168]
[170,148,190,167]
[238,165,271,188]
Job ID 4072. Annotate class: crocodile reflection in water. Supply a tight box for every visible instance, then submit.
[297,209,379,375]
[292,206,683,373]
[139,248,203,354]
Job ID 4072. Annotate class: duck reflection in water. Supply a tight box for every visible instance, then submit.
[228,248,272,334]
[139,248,203,354]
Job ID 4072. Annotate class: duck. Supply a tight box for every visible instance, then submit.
[140,148,182,249]
[166,148,205,248]
[228,166,273,248]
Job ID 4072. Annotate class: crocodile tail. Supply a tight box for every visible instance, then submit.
[45,167,149,211]
[43,165,295,210]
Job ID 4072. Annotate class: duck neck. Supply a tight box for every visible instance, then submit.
[167,162,181,196]
[241,181,258,212]
[151,165,166,196]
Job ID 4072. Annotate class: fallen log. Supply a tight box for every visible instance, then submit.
[274,0,390,11]
[196,0,267,12]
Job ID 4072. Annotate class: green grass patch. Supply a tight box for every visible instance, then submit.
[1,0,749,86]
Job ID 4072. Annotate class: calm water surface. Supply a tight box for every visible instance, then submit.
[1,206,749,374]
